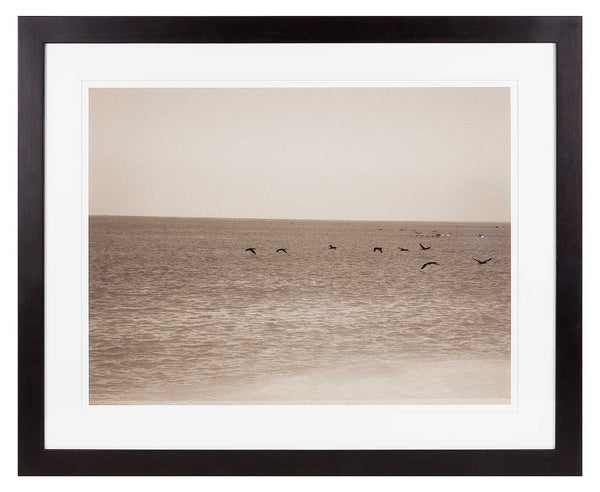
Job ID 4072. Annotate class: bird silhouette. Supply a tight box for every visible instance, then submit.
[419,243,431,250]
[245,248,257,255]
[328,245,337,250]
[421,261,439,270]
[473,257,493,264]
[276,248,288,254]
[398,247,410,251]
[478,234,485,238]
[373,247,383,253]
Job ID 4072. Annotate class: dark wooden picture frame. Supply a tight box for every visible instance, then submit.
[18,16,582,476]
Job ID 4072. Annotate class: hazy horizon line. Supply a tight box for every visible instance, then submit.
[89,214,510,224]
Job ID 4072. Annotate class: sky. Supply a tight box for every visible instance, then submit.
[89,87,510,222]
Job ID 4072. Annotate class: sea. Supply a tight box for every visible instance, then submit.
[89,216,511,404]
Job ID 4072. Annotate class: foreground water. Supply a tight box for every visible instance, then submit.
[89,216,511,404]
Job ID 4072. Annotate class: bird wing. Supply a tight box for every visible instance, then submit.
[486,258,493,262]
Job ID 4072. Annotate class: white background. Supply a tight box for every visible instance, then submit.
[1,0,597,490]
[46,45,540,450]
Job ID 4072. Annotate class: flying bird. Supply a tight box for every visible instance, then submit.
[328,245,337,250]
[478,234,486,238]
[473,257,493,264]
[421,261,439,270]
[276,248,288,254]
[398,247,410,251]
[245,248,257,255]
[419,243,431,250]
[373,247,383,253]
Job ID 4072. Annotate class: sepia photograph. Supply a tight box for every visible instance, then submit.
[88,86,511,405]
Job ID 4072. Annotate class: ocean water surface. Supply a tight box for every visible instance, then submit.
[89,216,511,404]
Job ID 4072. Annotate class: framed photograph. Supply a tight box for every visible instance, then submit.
[18,16,581,475]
